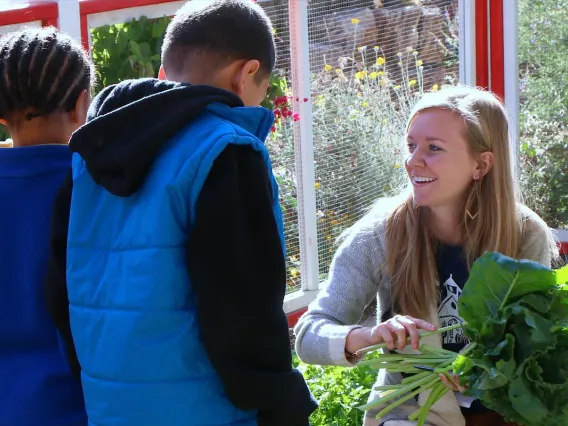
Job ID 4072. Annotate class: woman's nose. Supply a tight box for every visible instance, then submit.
[407,148,425,168]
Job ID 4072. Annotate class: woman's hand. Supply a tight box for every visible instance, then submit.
[439,373,467,393]
[345,315,437,355]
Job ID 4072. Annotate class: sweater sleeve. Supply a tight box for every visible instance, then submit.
[519,205,559,268]
[187,144,317,426]
[294,213,388,367]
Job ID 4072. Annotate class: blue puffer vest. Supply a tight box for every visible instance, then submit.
[67,104,283,426]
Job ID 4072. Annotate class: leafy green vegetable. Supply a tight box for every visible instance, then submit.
[356,252,568,426]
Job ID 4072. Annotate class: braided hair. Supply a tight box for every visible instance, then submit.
[0,27,94,121]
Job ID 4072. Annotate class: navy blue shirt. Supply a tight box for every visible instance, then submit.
[436,243,488,414]
[436,243,470,353]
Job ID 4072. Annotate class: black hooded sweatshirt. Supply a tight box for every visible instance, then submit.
[44,78,317,426]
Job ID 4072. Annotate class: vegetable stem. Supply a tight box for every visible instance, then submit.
[356,322,468,356]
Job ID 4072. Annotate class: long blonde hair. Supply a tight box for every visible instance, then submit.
[386,86,520,318]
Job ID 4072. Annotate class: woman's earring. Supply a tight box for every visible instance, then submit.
[466,177,480,220]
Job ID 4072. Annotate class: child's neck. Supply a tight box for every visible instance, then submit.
[5,117,71,147]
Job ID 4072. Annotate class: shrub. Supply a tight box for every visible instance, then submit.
[518,0,568,228]
[90,16,170,93]
[293,351,379,426]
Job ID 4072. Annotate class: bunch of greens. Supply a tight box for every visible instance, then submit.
[355,251,568,426]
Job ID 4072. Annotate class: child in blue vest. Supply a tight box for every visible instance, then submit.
[45,1,317,425]
[0,27,93,426]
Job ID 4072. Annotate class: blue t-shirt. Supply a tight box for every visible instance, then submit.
[0,145,86,426]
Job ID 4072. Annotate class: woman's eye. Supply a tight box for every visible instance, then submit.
[429,144,441,152]
[407,143,416,152]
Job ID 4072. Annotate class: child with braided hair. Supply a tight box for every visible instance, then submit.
[0,27,94,426]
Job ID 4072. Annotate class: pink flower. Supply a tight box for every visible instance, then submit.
[270,126,276,133]
[274,96,288,107]
[293,113,300,122]
[303,98,309,102]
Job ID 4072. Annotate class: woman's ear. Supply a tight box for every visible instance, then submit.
[478,151,494,178]
[0,118,6,126]
[70,89,91,125]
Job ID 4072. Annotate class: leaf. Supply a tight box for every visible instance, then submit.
[129,40,142,58]
[139,42,152,59]
[517,292,555,313]
[458,252,556,335]
[508,372,548,423]
[507,304,555,346]
[556,264,568,285]
[452,355,508,392]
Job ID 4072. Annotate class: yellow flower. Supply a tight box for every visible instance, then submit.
[356,92,363,97]
[362,101,369,107]
[373,46,380,51]
[315,182,321,189]
[369,71,378,79]
[376,57,385,66]
[378,71,385,76]
[413,50,419,56]
[324,64,332,72]
[416,59,423,67]
[394,85,401,90]
[290,267,299,277]
[408,79,417,87]
[432,83,440,92]
[354,71,364,80]
[397,61,403,66]
[357,45,367,52]
[394,164,401,169]
[351,18,360,24]
[335,68,342,75]
[406,46,413,52]
[397,52,402,57]
[380,78,388,86]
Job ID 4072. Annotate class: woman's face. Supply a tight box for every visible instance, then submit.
[405,108,480,211]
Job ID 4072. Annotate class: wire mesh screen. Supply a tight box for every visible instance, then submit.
[258,1,303,293]
[305,0,460,280]
[518,0,568,230]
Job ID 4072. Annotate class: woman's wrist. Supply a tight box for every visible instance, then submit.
[345,326,370,355]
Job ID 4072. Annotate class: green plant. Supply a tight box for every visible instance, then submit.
[292,351,380,426]
[90,15,171,92]
[0,124,8,142]
[519,116,568,228]
[518,0,568,227]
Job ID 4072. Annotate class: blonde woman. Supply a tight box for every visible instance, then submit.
[294,86,559,426]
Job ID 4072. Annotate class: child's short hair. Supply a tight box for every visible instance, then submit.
[162,0,275,82]
[0,27,94,121]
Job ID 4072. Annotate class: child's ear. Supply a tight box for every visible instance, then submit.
[232,59,260,96]
[159,65,167,81]
[70,89,91,125]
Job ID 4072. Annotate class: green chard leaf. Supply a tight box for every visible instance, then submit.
[556,264,568,285]
[458,252,556,338]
